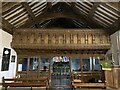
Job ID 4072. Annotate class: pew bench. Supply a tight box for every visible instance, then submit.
[2,77,49,90]
[72,79,106,89]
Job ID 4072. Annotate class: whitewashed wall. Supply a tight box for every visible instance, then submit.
[0,29,17,84]
[110,30,120,65]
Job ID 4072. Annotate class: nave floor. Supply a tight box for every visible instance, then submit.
[0,87,119,90]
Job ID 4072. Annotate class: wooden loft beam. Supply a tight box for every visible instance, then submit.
[47,2,52,9]
[2,18,15,34]
[21,2,38,28]
[21,11,101,29]
[88,2,100,18]
[71,2,75,8]
[20,3,103,29]
[21,2,36,21]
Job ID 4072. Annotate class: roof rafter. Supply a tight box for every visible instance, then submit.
[101,3,120,16]
[20,2,103,29]
[70,3,104,29]
[88,2,100,18]
[47,2,52,9]
[21,2,38,28]
[2,18,15,34]
[2,2,19,13]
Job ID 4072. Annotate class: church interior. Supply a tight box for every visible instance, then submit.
[0,1,120,90]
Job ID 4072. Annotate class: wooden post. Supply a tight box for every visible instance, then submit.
[27,58,30,77]
[80,56,83,82]
[92,55,94,73]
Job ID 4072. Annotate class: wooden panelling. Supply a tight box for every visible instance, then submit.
[11,29,110,50]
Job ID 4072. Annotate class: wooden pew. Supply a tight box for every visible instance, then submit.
[2,76,49,90]
[72,79,106,89]
[71,72,106,89]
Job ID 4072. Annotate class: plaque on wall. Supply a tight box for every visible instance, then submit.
[11,55,15,62]
[1,48,11,71]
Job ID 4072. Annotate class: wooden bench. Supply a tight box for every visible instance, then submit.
[2,77,49,90]
[72,79,106,89]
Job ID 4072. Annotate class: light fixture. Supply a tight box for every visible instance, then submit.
[4,50,9,55]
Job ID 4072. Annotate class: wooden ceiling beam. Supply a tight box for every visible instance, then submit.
[21,2,38,28]
[88,2,100,18]
[47,2,52,9]
[2,18,15,34]
[20,3,103,29]
[71,2,75,8]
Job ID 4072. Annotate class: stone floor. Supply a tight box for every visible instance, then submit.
[0,87,119,90]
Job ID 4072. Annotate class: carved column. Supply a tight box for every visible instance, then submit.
[63,34,66,44]
[48,34,52,44]
[77,34,81,44]
[92,34,95,44]
[70,34,74,44]
[85,34,88,44]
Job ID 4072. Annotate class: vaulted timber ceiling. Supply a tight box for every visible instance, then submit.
[1,1,120,34]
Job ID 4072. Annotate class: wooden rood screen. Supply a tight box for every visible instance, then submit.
[11,29,110,50]
[2,76,49,90]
